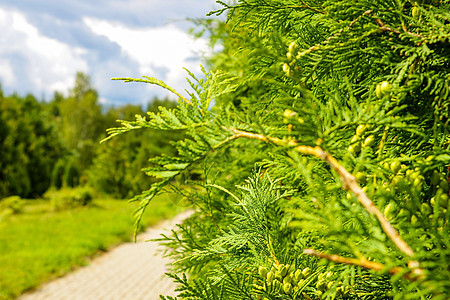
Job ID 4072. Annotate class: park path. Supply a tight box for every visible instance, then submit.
[19,210,192,300]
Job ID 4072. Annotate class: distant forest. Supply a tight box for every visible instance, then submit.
[0,72,179,199]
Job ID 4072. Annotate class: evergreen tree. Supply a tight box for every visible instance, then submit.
[107,0,449,298]
[0,93,63,198]
[55,72,105,174]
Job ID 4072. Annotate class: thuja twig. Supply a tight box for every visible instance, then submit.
[112,76,205,116]
[267,236,280,266]
[112,77,192,105]
[286,0,327,15]
[295,10,372,58]
[378,125,390,155]
[229,128,415,258]
[303,249,425,281]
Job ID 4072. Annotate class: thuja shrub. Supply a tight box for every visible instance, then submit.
[106,0,449,299]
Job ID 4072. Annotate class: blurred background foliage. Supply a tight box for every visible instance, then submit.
[0,72,181,201]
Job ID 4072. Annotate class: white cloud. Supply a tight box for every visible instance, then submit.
[0,59,15,86]
[0,7,88,96]
[83,17,209,98]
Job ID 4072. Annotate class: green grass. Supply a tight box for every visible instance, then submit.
[0,194,183,300]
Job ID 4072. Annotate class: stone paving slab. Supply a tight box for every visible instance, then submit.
[19,211,192,300]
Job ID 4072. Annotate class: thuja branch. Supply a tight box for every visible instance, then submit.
[295,10,372,59]
[112,77,192,105]
[112,77,205,116]
[303,249,425,281]
[229,128,416,258]
[286,1,327,14]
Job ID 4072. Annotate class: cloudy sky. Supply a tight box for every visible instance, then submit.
[0,0,222,106]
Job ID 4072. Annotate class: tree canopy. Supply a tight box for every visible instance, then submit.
[0,74,178,199]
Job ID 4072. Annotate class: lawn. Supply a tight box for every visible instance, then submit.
[0,194,183,300]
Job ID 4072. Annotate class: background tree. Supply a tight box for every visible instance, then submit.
[0,72,179,199]
[55,72,105,175]
[0,92,63,198]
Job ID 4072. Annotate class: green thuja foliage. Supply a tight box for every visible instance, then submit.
[107,0,449,298]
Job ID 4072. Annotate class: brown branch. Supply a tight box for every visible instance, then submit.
[374,18,425,38]
[374,18,401,34]
[303,249,425,281]
[209,212,222,234]
[229,128,415,258]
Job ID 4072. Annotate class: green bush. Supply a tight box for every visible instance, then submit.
[108,0,450,299]
[0,196,24,216]
[44,187,94,211]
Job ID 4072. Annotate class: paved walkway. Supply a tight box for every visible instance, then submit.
[19,211,192,300]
